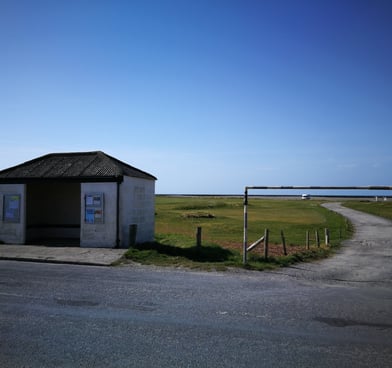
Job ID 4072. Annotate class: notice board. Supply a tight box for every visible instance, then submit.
[3,194,21,223]
[85,193,104,224]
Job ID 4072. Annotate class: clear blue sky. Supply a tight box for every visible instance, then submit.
[1,0,391,194]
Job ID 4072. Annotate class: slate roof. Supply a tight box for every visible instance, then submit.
[0,151,157,183]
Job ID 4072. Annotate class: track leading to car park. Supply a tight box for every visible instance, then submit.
[274,202,392,287]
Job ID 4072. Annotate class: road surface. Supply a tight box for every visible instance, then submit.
[0,203,391,367]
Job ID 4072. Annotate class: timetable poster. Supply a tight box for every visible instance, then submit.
[85,193,104,224]
[3,194,21,223]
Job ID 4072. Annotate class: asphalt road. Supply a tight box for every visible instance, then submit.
[0,204,391,367]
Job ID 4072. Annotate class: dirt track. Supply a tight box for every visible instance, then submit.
[273,202,392,287]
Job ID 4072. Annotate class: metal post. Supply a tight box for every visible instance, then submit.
[243,187,248,264]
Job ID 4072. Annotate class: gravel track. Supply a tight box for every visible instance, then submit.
[272,202,392,287]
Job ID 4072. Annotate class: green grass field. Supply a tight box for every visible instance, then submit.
[125,196,352,270]
[342,200,392,220]
[155,196,351,247]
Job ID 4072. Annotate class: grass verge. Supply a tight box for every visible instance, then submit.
[124,238,337,271]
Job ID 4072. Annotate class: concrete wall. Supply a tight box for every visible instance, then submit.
[120,177,155,247]
[0,184,26,244]
[80,182,117,248]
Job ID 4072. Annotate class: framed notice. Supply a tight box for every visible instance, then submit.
[3,194,21,223]
[85,193,104,224]
[85,194,103,207]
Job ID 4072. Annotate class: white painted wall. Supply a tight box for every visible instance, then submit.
[120,177,155,247]
[0,184,26,244]
[80,182,117,248]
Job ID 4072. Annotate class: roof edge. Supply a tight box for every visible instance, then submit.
[0,151,157,181]
[100,151,157,181]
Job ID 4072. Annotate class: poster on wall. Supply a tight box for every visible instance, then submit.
[3,194,21,223]
[85,193,104,224]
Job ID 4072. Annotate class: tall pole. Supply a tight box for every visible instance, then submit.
[243,187,248,264]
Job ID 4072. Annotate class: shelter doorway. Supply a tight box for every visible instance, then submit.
[26,182,81,246]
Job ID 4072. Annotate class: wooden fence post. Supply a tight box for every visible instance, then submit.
[315,230,320,247]
[264,228,269,260]
[281,230,287,256]
[306,230,310,250]
[325,228,330,246]
[196,226,202,247]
